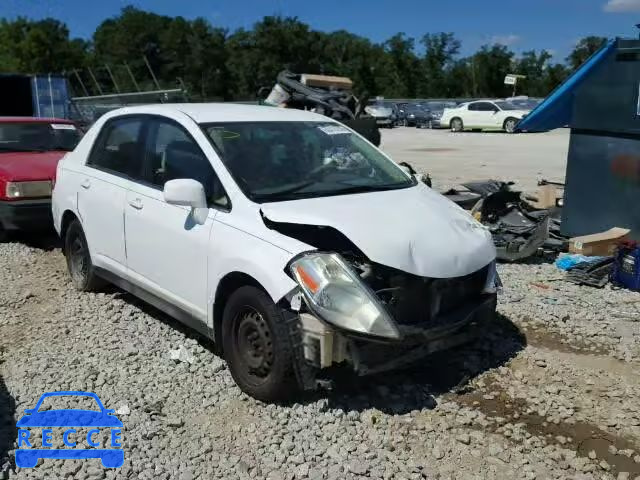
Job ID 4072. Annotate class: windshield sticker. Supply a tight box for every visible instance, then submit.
[51,124,76,130]
[318,125,350,135]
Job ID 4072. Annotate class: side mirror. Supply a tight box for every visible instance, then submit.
[163,179,208,225]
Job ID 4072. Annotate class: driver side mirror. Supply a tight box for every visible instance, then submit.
[163,179,208,225]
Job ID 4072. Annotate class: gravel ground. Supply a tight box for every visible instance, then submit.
[1,237,640,480]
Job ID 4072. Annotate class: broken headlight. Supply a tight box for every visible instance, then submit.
[289,252,401,340]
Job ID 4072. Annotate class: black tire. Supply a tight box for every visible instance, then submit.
[64,220,104,291]
[450,117,464,132]
[504,117,518,133]
[0,224,7,243]
[222,286,299,402]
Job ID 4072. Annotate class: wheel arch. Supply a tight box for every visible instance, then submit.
[60,210,80,242]
[212,271,272,353]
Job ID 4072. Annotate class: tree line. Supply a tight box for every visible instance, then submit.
[0,6,608,101]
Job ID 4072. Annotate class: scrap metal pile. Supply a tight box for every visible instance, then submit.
[263,71,381,146]
[442,180,563,262]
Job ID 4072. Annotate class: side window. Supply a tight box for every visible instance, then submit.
[468,103,478,111]
[144,119,230,210]
[87,118,144,179]
[477,102,496,112]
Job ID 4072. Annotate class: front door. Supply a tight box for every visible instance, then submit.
[124,117,228,326]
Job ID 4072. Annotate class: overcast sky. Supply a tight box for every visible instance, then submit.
[2,0,639,61]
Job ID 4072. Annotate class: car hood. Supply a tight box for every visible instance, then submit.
[16,410,123,427]
[0,151,66,181]
[261,183,496,278]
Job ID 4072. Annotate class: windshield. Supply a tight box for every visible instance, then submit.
[0,122,81,153]
[202,121,414,202]
[494,101,520,111]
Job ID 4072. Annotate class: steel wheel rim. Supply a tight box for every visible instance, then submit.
[234,307,274,380]
[506,120,516,133]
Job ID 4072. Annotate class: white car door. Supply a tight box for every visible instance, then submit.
[472,102,498,128]
[77,116,146,276]
[124,116,229,327]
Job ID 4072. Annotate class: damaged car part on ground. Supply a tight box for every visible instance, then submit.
[52,103,499,402]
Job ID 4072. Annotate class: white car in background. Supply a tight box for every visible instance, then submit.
[52,104,498,402]
[440,100,530,133]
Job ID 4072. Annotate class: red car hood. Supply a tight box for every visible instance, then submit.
[0,151,66,181]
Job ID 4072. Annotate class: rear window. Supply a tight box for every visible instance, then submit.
[0,122,81,153]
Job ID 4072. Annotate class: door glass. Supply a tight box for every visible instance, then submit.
[87,118,144,179]
[477,102,496,112]
[145,120,229,209]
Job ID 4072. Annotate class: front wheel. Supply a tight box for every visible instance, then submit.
[64,220,105,291]
[222,286,299,402]
[504,117,518,133]
[450,118,464,132]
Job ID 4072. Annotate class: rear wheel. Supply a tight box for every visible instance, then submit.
[504,117,518,133]
[64,220,104,291]
[222,286,299,402]
[450,117,464,132]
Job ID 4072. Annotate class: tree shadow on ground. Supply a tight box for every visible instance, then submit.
[0,375,17,476]
[320,313,526,415]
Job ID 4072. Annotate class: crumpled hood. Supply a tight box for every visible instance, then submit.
[261,183,496,278]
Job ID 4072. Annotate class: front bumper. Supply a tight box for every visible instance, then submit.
[298,293,497,379]
[349,294,497,375]
[0,199,53,231]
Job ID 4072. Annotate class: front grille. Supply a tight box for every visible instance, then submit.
[375,266,488,327]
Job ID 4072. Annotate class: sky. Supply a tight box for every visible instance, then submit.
[1,0,640,61]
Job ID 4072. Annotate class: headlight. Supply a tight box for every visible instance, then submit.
[289,252,400,339]
[6,181,52,199]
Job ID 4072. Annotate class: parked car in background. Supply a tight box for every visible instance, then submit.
[505,96,542,111]
[424,101,458,128]
[364,101,395,128]
[404,103,432,127]
[0,117,81,240]
[52,104,499,402]
[440,100,531,133]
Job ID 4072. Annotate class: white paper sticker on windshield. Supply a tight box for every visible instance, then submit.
[318,125,350,135]
[51,123,76,130]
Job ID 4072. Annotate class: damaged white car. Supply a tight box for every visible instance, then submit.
[52,104,499,402]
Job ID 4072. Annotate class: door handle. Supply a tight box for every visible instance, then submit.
[128,198,143,210]
[80,179,91,189]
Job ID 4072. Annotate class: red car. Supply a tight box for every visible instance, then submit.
[0,117,81,239]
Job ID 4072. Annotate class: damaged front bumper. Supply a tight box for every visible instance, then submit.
[296,293,497,379]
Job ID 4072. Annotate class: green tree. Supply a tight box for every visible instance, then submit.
[515,50,552,97]
[420,32,461,97]
[383,33,421,98]
[471,44,514,97]
[0,18,87,74]
[566,36,607,70]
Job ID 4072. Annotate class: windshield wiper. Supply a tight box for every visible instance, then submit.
[255,181,412,202]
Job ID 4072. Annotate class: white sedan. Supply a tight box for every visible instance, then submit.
[52,104,498,401]
[440,100,530,133]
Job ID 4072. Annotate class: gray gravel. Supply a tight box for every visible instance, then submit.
[1,240,640,480]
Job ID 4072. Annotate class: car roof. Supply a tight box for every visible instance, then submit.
[107,103,334,124]
[0,116,74,124]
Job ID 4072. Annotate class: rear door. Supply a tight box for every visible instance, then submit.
[124,116,229,325]
[77,116,145,275]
